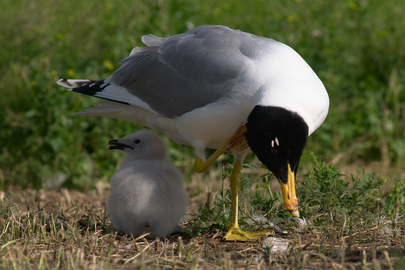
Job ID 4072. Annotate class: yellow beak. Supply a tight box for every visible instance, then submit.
[278,164,300,217]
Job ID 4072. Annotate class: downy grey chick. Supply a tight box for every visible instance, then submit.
[107,130,187,238]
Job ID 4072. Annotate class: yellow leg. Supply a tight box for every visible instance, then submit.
[193,124,272,241]
[193,124,249,173]
[194,143,227,173]
[224,157,272,241]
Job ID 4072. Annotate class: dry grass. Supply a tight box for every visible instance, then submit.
[1,183,404,270]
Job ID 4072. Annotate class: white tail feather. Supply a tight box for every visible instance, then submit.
[92,84,152,111]
[78,101,186,144]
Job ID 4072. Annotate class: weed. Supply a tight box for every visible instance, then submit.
[187,191,230,236]
[186,153,404,242]
[297,154,387,227]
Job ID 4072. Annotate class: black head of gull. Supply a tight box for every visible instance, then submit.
[246,105,309,216]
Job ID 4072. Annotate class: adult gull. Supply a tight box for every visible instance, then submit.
[58,25,329,241]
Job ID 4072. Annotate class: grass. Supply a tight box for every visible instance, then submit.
[1,0,404,189]
[0,161,404,269]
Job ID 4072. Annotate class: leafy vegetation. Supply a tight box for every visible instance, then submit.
[0,0,404,189]
[189,155,404,236]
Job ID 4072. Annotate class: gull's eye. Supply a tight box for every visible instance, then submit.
[271,137,279,149]
[134,139,141,144]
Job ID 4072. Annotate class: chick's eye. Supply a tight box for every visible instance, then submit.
[271,137,279,149]
[134,139,141,144]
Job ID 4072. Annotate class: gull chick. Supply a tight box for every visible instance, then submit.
[107,130,187,238]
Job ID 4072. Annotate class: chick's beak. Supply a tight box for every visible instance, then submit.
[278,163,300,217]
[106,140,134,150]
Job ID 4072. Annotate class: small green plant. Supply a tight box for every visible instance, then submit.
[381,178,405,214]
[186,192,230,236]
[298,154,386,221]
[250,171,288,219]
[188,153,402,237]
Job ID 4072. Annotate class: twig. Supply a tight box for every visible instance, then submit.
[340,214,346,238]
[211,231,222,239]
[133,232,151,242]
[238,246,255,253]
[1,240,16,249]
[343,220,391,239]
[314,253,328,270]
[124,239,157,266]
[383,250,394,270]
[308,213,324,223]
[159,258,186,267]
[297,242,313,251]
[340,237,345,266]
[0,221,10,239]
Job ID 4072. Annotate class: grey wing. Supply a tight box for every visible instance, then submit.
[108,25,258,118]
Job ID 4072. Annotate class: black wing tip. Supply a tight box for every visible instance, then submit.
[57,78,98,87]
[59,79,131,106]
[60,80,110,96]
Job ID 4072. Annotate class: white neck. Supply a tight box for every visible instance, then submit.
[253,80,328,136]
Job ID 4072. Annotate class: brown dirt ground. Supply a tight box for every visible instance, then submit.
[1,177,404,269]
